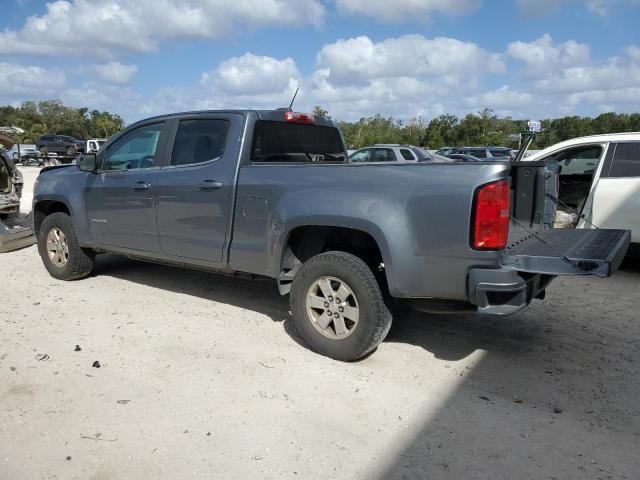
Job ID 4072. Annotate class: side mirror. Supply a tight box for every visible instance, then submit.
[78,153,97,173]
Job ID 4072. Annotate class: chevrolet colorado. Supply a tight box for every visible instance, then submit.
[32,110,630,360]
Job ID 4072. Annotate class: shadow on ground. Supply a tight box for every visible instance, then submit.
[93,254,544,363]
[94,253,640,479]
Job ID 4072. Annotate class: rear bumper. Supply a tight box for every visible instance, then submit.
[0,214,36,253]
[468,268,553,316]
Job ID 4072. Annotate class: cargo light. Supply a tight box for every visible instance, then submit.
[284,111,315,124]
[471,179,510,250]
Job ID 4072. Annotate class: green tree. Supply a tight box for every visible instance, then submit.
[312,105,330,120]
[89,110,125,138]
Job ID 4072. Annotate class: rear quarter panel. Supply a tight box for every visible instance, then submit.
[230,162,511,300]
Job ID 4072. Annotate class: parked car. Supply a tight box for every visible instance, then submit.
[0,149,22,217]
[524,132,640,250]
[349,144,435,163]
[450,147,514,160]
[435,147,456,156]
[36,135,85,157]
[86,138,107,153]
[447,153,483,162]
[32,109,630,361]
[7,144,40,164]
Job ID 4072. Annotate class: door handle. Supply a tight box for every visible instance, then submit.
[132,181,151,191]
[198,180,223,191]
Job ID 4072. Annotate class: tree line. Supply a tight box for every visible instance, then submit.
[1,100,638,150]
[0,100,124,143]
[314,106,640,150]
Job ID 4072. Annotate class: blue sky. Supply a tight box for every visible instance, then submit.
[1,0,639,123]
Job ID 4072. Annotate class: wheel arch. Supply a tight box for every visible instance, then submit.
[33,199,72,237]
[277,220,392,295]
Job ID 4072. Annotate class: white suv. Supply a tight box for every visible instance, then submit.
[349,144,435,163]
[525,132,640,248]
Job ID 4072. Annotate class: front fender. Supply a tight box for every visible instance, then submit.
[33,169,93,246]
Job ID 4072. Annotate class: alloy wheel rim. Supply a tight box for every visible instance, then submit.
[306,276,359,340]
[46,227,69,267]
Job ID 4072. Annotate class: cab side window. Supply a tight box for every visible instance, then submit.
[609,143,640,178]
[103,124,163,171]
[171,119,229,166]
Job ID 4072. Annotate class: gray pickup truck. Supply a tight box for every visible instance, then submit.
[32,109,630,360]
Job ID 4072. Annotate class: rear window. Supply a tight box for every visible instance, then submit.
[609,142,640,178]
[251,121,345,163]
[399,149,415,160]
[469,149,487,158]
[412,147,433,161]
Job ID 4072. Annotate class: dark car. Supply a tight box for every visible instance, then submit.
[435,147,457,156]
[36,135,85,157]
[447,153,483,162]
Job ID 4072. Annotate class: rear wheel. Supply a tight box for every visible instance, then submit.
[37,212,94,280]
[290,251,392,361]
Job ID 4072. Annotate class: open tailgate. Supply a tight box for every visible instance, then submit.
[501,228,630,277]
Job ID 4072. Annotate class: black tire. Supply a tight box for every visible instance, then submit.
[37,212,94,280]
[290,251,393,361]
[65,146,75,156]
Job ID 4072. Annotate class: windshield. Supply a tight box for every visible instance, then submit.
[251,121,346,163]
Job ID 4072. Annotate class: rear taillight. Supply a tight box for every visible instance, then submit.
[471,179,510,250]
[284,111,315,124]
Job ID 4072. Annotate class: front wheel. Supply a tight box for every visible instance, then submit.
[37,212,94,280]
[290,251,393,361]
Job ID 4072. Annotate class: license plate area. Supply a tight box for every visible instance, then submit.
[501,228,630,277]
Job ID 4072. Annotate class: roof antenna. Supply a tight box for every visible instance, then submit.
[288,87,299,111]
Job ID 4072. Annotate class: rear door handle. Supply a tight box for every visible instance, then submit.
[132,181,151,191]
[199,180,223,191]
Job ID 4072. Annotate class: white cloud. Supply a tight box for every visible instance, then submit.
[507,34,590,71]
[335,0,479,21]
[3,31,640,125]
[201,53,300,96]
[508,36,640,95]
[507,36,640,116]
[0,0,326,57]
[465,86,533,110]
[317,35,505,86]
[0,62,66,97]
[90,62,138,85]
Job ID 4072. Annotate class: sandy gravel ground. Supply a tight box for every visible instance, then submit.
[1,171,639,479]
